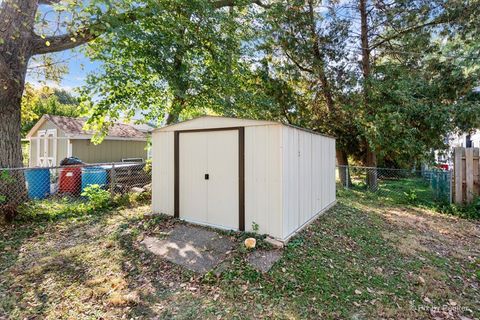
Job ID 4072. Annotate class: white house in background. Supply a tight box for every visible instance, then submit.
[435,130,480,165]
[26,115,155,167]
[151,116,336,241]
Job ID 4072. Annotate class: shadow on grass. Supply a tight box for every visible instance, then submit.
[0,195,151,318]
[111,215,195,319]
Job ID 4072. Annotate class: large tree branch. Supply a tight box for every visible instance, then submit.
[32,0,269,55]
[31,10,140,55]
[284,50,313,73]
[370,17,450,50]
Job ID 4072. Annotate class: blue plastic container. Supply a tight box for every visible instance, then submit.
[81,167,107,191]
[24,168,50,200]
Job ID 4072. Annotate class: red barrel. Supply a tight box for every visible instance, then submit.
[59,167,82,195]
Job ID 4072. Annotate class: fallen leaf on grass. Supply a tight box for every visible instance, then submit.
[448,299,457,306]
[423,296,432,304]
[355,289,362,295]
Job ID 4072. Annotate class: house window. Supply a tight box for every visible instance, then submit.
[466,135,473,148]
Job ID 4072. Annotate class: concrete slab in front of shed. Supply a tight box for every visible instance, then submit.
[142,225,234,274]
[247,250,283,273]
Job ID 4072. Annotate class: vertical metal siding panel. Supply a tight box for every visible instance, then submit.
[282,126,293,238]
[322,137,328,207]
[298,130,312,227]
[284,127,292,236]
[331,139,337,203]
[284,127,299,236]
[152,131,175,215]
[245,127,255,233]
[245,126,265,234]
[281,127,288,238]
[267,125,282,238]
[312,135,321,216]
[298,131,305,229]
[305,132,312,222]
[245,125,282,239]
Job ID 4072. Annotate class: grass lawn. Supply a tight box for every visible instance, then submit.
[0,192,478,319]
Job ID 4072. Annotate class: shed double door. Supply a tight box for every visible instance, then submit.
[179,130,239,230]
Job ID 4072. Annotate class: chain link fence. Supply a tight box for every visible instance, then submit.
[0,162,151,216]
[336,165,452,204]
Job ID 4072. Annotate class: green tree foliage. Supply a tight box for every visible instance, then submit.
[21,84,81,137]
[79,0,479,169]
[259,0,480,169]
[359,0,480,166]
[80,0,270,139]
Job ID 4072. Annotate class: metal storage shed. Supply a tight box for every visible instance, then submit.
[151,116,336,241]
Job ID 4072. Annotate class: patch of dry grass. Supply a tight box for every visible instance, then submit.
[1,195,479,319]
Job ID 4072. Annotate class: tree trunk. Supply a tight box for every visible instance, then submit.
[165,95,186,125]
[0,92,24,168]
[336,148,352,187]
[0,61,29,209]
[359,0,378,189]
[365,143,378,191]
[0,0,35,168]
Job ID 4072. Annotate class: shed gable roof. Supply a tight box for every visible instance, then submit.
[26,115,147,140]
[154,116,278,132]
[154,115,335,139]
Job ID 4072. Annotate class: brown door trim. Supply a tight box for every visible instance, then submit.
[174,127,245,231]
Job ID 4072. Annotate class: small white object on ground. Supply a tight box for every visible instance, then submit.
[244,238,256,249]
[131,187,145,193]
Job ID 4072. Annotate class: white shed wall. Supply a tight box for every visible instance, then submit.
[151,124,284,239]
[151,131,175,215]
[281,126,336,240]
[244,124,283,238]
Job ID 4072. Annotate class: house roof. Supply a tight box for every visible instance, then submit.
[129,122,156,133]
[26,115,148,140]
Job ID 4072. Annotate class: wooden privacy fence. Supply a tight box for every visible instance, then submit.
[453,147,480,204]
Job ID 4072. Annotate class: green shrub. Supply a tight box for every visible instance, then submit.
[433,197,480,220]
[404,189,418,204]
[81,184,110,209]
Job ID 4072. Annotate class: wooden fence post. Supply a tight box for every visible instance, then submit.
[454,146,480,204]
[466,148,474,203]
[454,147,463,204]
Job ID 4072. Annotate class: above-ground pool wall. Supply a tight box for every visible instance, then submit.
[282,126,336,240]
[244,124,283,239]
[151,130,175,216]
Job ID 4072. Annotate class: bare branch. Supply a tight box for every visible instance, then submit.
[211,0,271,9]
[284,50,313,73]
[38,0,62,4]
[370,17,450,50]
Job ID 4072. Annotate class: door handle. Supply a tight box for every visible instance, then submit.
[205,174,209,180]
